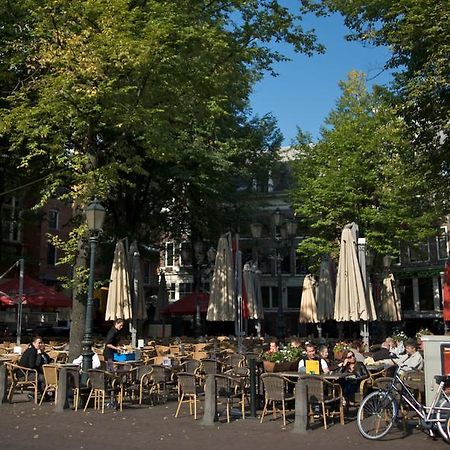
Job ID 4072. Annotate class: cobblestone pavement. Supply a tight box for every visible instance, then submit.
[0,396,448,450]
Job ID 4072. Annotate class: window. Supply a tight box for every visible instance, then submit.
[1,196,21,242]
[418,277,434,310]
[398,278,414,311]
[48,209,59,230]
[179,282,192,297]
[261,285,280,308]
[180,242,191,266]
[47,243,57,266]
[437,227,449,260]
[168,283,176,301]
[408,242,430,262]
[287,286,301,309]
[165,242,174,267]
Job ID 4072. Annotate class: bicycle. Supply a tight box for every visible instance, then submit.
[357,361,450,441]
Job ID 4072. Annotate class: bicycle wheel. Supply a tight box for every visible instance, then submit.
[357,390,397,440]
[437,398,450,441]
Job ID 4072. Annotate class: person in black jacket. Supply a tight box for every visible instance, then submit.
[103,319,125,368]
[19,336,51,392]
[338,350,369,405]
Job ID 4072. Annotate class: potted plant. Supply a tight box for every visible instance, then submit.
[262,345,305,372]
[333,341,350,361]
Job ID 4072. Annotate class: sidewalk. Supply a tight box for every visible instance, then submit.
[0,397,447,450]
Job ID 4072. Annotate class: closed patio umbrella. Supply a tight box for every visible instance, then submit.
[105,240,132,321]
[243,262,264,320]
[207,234,235,322]
[299,274,318,323]
[155,270,169,322]
[316,256,335,322]
[334,223,376,323]
[379,271,401,321]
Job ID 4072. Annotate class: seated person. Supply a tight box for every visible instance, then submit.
[72,351,101,370]
[348,340,366,363]
[19,336,51,393]
[268,339,279,354]
[298,342,329,374]
[387,337,405,356]
[396,339,423,375]
[372,339,397,361]
[338,350,369,404]
[318,344,337,372]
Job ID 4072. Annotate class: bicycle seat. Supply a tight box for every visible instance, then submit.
[434,375,450,384]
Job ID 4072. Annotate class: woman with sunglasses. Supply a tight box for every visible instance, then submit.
[338,350,369,406]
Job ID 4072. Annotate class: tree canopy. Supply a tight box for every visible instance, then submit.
[291,71,443,269]
[302,0,450,209]
[0,0,323,246]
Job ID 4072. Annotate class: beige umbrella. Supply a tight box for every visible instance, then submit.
[105,240,132,321]
[380,271,401,321]
[316,256,335,322]
[243,262,264,320]
[207,234,235,322]
[334,223,377,322]
[299,274,318,323]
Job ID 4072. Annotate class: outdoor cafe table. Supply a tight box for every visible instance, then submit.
[277,371,351,381]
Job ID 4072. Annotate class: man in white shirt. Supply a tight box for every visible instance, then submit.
[72,352,101,369]
[298,342,329,374]
[397,339,423,375]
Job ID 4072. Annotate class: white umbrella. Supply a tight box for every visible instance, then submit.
[380,271,401,321]
[299,274,318,323]
[334,223,377,322]
[207,234,235,322]
[105,240,132,321]
[316,256,335,322]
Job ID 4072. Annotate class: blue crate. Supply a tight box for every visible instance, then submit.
[113,352,135,362]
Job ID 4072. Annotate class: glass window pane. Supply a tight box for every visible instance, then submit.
[418,277,434,310]
[271,286,279,308]
[287,286,301,309]
[261,286,270,308]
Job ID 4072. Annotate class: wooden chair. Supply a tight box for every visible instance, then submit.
[260,373,295,427]
[39,364,59,405]
[300,375,344,429]
[83,370,123,413]
[224,354,245,371]
[200,359,222,376]
[180,359,201,374]
[175,373,201,419]
[5,362,39,404]
[402,370,425,403]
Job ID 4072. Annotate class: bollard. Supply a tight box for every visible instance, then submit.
[201,374,216,426]
[249,358,257,417]
[292,379,308,434]
[55,367,69,412]
[0,364,7,405]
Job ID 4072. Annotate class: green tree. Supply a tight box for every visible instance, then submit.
[0,1,322,351]
[291,71,443,269]
[302,0,450,206]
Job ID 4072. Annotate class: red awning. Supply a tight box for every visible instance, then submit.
[0,275,72,308]
[164,292,209,315]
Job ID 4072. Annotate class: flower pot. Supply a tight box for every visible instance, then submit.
[263,360,275,373]
[274,361,293,372]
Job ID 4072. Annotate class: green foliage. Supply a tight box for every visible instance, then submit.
[262,345,305,363]
[302,0,450,208]
[0,0,323,256]
[291,71,443,268]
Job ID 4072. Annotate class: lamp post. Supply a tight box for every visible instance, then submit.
[251,209,297,341]
[81,198,105,384]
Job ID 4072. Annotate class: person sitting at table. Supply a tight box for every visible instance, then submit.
[72,351,101,369]
[268,339,279,354]
[290,337,302,348]
[388,337,405,357]
[338,350,369,405]
[19,336,51,395]
[318,344,337,372]
[396,339,423,375]
[298,342,329,374]
[348,340,365,363]
[372,339,397,362]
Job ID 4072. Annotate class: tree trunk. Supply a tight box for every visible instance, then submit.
[69,239,87,361]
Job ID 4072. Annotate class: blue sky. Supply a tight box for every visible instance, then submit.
[249,11,393,146]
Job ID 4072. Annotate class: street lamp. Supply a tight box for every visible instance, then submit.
[81,198,105,384]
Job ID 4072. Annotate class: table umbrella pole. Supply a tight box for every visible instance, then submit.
[16,258,24,346]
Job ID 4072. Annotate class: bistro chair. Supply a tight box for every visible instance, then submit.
[299,375,344,429]
[175,373,201,420]
[83,369,123,413]
[260,373,295,427]
[180,359,201,374]
[214,374,246,423]
[224,354,246,371]
[39,364,59,405]
[5,362,39,404]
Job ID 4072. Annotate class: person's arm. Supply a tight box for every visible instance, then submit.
[320,358,330,374]
[353,363,369,382]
